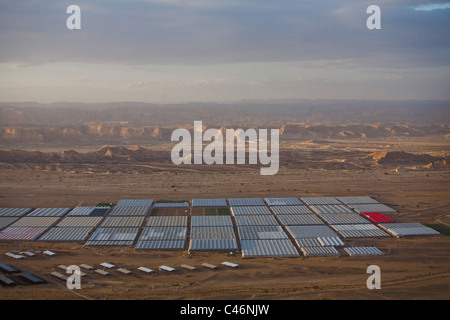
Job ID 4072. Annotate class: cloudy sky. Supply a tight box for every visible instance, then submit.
[0,0,449,103]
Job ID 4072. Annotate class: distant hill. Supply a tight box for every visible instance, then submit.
[364,151,442,165]
[0,122,448,148]
[1,99,449,126]
[0,100,448,147]
[0,146,446,173]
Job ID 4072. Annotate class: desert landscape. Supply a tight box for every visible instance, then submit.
[0,101,449,301]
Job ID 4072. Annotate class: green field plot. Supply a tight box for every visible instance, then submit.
[96,203,114,207]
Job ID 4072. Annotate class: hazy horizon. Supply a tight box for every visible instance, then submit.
[1,97,450,108]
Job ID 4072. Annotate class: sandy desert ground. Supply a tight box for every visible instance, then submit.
[0,136,449,301]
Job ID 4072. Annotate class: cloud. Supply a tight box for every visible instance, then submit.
[412,2,450,11]
[0,0,448,70]
[0,0,449,103]
[8,62,29,70]
[121,80,154,89]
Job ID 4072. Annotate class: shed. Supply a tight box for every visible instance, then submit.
[94,269,109,276]
[117,268,132,275]
[0,274,16,285]
[159,265,176,272]
[181,264,196,271]
[80,264,93,270]
[5,252,25,259]
[100,262,114,269]
[19,272,44,284]
[0,263,18,273]
[137,267,155,274]
[221,261,239,268]
[51,271,68,281]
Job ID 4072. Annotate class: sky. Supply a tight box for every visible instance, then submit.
[0,0,449,103]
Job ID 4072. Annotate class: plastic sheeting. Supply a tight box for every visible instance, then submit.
[108,206,150,217]
[38,227,93,242]
[241,239,299,258]
[264,198,303,206]
[276,214,324,226]
[0,217,19,230]
[344,246,384,256]
[135,240,186,250]
[192,199,228,207]
[379,223,440,237]
[301,246,340,257]
[188,239,238,252]
[234,215,279,226]
[309,205,355,215]
[361,212,395,223]
[0,226,48,241]
[115,199,153,207]
[231,206,272,216]
[190,226,236,239]
[0,208,33,217]
[228,198,265,206]
[153,202,190,208]
[139,227,187,241]
[26,208,71,217]
[336,196,380,204]
[146,216,188,227]
[349,203,396,214]
[237,226,288,240]
[286,225,339,239]
[100,216,145,228]
[317,236,345,247]
[316,213,371,225]
[9,217,59,228]
[56,216,103,227]
[270,206,313,215]
[300,197,341,205]
[191,216,233,227]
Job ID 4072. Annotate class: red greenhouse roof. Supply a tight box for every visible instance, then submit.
[361,212,395,223]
